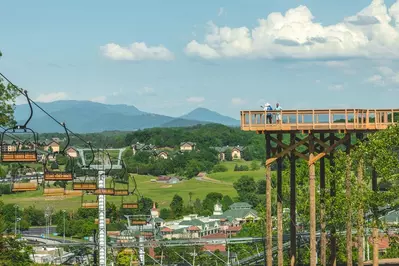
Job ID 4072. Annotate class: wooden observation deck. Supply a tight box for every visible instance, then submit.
[239,108,399,266]
[240,109,399,133]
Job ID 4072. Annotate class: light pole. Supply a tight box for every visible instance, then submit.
[45,213,49,239]
[16,217,21,235]
[13,205,18,236]
[62,210,66,243]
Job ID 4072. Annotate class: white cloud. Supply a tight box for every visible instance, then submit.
[218,7,224,17]
[136,87,156,96]
[36,92,68,103]
[366,65,399,86]
[231,97,247,105]
[186,96,205,103]
[91,96,107,103]
[324,61,347,67]
[101,42,174,61]
[328,84,344,91]
[185,0,399,60]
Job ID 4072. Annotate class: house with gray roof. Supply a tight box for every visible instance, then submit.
[180,142,196,152]
[211,145,245,160]
[131,142,156,155]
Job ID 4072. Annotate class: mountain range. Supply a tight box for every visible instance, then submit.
[13,100,240,133]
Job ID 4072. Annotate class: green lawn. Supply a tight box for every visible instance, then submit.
[0,160,267,211]
[0,175,237,211]
[208,160,266,183]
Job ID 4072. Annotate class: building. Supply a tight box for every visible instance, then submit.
[212,145,245,161]
[154,150,168,159]
[131,142,156,155]
[156,176,181,184]
[180,142,196,152]
[1,140,17,152]
[66,147,79,158]
[159,201,258,240]
[44,141,60,153]
[218,202,259,225]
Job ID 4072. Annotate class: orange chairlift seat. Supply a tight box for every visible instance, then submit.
[11,166,39,192]
[43,187,65,197]
[43,123,74,181]
[112,162,129,196]
[73,142,97,191]
[121,175,140,209]
[130,214,149,225]
[1,91,38,163]
[12,182,38,192]
[81,194,99,209]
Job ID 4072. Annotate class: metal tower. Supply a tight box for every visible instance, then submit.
[98,170,107,266]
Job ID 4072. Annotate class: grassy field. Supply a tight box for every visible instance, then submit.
[208,160,266,183]
[1,160,267,211]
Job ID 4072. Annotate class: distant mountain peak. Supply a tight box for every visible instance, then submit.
[181,107,239,126]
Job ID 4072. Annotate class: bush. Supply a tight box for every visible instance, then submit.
[212,164,228,173]
[234,164,249,171]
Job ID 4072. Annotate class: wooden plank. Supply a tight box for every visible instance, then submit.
[266,136,309,166]
[308,134,349,165]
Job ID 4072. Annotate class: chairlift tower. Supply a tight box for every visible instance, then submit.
[97,170,107,266]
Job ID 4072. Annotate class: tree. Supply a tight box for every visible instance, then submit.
[257,179,266,195]
[233,175,258,196]
[212,164,228,173]
[221,195,234,211]
[170,194,184,218]
[0,236,33,265]
[202,192,223,213]
[0,52,18,127]
[159,208,171,220]
[250,160,260,171]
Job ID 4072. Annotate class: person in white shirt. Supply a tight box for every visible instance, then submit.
[275,103,282,124]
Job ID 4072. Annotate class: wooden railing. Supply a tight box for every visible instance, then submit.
[240,109,399,132]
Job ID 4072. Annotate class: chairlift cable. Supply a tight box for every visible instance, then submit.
[0,72,121,162]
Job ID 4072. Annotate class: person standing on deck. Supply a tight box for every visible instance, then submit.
[275,103,282,124]
[264,103,273,124]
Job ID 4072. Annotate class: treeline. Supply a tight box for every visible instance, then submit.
[124,124,263,151]
[123,148,219,178]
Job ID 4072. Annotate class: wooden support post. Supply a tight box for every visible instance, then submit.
[372,169,378,266]
[309,133,317,266]
[277,133,283,266]
[329,133,337,266]
[265,133,273,266]
[357,154,365,266]
[345,133,353,266]
[290,133,297,266]
[320,133,326,266]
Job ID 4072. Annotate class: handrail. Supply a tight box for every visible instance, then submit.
[240,109,399,132]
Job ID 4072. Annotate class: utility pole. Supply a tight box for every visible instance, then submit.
[62,209,66,243]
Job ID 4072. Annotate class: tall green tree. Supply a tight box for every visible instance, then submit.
[0,51,19,127]
[170,194,184,218]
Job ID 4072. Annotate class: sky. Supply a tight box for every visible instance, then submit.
[1,0,399,119]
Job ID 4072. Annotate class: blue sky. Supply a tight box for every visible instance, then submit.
[1,0,399,119]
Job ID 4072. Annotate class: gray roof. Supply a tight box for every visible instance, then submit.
[179,219,205,226]
[229,202,252,210]
[180,142,196,146]
[211,145,245,153]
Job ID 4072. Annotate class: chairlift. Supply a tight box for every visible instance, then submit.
[72,142,98,191]
[121,175,141,209]
[112,160,129,196]
[93,150,114,195]
[43,122,73,181]
[130,214,149,225]
[1,90,38,163]
[11,165,39,192]
[81,193,99,209]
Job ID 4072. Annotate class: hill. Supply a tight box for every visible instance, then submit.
[180,107,240,126]
[13,100,237,133]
